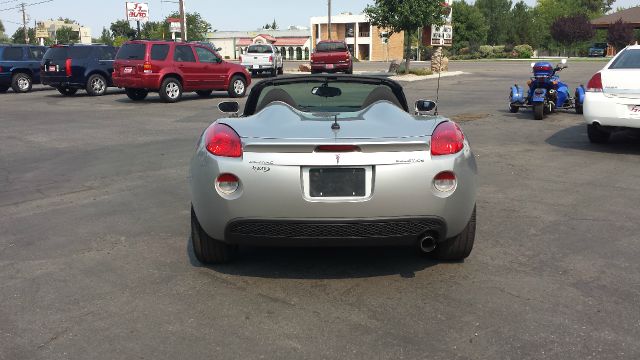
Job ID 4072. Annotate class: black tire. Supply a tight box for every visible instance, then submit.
[228,75,246,98]
[57,87,78,96]
[191,206,237,264]
[11,72,32,93]
[125,88,148,101]
[196,90,213,98]
[533,103,544,120]
[251,70,257,77]
[587,124,611,144]
[575,96,583,114]
[509,104,519,113]
[0,86,8,93]
[433,206,476,261]
[86,73,107,96]
[278,66,284,75]
[159,77,182,103]
[345,67,353,74]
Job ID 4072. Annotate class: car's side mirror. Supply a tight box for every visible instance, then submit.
[415,99,437,115]
[218,101,240,116]
[216,47,222,52]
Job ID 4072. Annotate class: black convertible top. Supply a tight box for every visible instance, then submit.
[243,74,409,116]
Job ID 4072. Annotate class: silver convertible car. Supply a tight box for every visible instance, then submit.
[189,75,477,264]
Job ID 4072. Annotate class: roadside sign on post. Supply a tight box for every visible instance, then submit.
[35,28,49,38]
[126,2,149,22]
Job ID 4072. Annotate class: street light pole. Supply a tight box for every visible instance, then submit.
[327,0,331,40]
[179,0,187,41]
[21,2,28,43]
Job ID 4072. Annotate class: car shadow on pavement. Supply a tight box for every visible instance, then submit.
[546,124,640,154]
[187,236,443,279]
[496,108,542,121]
[113,92,230,104]
[43,89,126,98]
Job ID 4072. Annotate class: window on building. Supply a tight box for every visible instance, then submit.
[345,23,354,38]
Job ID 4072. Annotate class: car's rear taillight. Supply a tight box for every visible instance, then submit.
[215,173,240,195]
[269,55,273,62]
[205,123,242,158]
[143,61,152,74]
[431,121,465,156]
[433,171,457,192]
[65,58,72,77]
[586,72,603,92]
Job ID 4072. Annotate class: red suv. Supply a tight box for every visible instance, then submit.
[112,40,251,102]
[310,40,353,74]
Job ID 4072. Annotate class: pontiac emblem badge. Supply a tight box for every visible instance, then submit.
[335,154,340,165]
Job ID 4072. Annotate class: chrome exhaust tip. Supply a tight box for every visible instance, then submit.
[418,234,437,253]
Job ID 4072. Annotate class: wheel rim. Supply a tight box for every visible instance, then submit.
[165,82,180,99]
[233,79,244,95]
[91,77,105,94]
[17,77,29,90]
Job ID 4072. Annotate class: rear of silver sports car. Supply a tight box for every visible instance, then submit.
[189,103,477,253]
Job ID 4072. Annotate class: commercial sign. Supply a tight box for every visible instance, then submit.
[126,2,149,22]
[167,17,181,33]
[35,28,49,38]
[429,25,452,47]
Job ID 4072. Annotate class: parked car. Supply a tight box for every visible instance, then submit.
[240,43,283,77]
[310,40,353,74]
[0,44,46,93]
[588,42,608,57]
[583,44,640,143]
[189,75,477,264]
[40,44,117,96]
[112,40,251,103]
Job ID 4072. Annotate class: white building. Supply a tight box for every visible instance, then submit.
[37,20,92,44]
[207,29,311,60]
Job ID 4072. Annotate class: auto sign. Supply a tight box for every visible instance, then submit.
[126,2,149,22]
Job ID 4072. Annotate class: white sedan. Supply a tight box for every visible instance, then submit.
[583,44,640,143]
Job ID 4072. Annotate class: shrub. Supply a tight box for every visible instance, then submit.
[396,68,433,76]
[513,44,533,58]
[459,47,471,55]
[479,45,494,57]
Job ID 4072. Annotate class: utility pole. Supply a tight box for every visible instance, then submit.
[20,2,28,43]
[327,0,331,40]
[179,0,187,42]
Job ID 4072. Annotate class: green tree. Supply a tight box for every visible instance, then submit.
[0,19,5,33]
[580,0,615,15]
[607,19,635,51]
[508,1,535,46]
[55,26,79,44]
[364,0,444,70]
[475,0,512,45]
[11,27,37,44]
[99,27,114,45]
[113,36,129,47]
[57,17,76,24]
[550,14,594,55]
[141,21,166,40]
[531,0,581,53]
[165,12,211,41]
[452,0,488,51]
[110,19,136,39]
[271,19,278,30]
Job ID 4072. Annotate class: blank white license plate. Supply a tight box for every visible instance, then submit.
[325,64,334,69]
[48,65,56,72]
[123,67,133,74]
[253,64,259,69]
[629,105,640,116]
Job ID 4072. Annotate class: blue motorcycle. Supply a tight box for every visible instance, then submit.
[509,59,585,120]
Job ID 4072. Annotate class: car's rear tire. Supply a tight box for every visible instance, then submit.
[191,206,237,264]
[575,98,583,114]
[345,66,353,74]
[533,103,544,120]
[278,66,284,75]
[433,206,476,261]
[159,77,182,103]
[86,74,107,96]
[509,104,519,113]
[196,90,213,98]
[271,67,277,77]
[57,87,78,96]
[125,88,148,101]
[587,124,611,144]
[228,75,246,98]
[11,72,32,93]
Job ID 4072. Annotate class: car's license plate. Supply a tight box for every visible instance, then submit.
[325,64,334,69]
[123,67,133,74]
[629,105,640,116]
[253,64,259,69]
[48,65,56,72]
[309,168,365,197]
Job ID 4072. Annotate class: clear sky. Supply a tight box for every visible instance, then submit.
[1,0,637,37]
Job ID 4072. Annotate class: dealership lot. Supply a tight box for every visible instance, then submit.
[1,60,639,359]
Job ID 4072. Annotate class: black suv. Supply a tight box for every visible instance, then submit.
[0,44,47,93]
[41,44,117,96]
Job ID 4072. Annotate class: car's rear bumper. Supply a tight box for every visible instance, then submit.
[112,73,160,90]
[41,75,84,88]
[310,62,352,72]
[584,92,640,128]
[242,63,275,71]
[0,72,12,87]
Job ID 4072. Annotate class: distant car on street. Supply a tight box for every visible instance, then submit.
[310,40,353,74]
[112,40,251,102]
[40,44,117,96]
[0,44,46,93]
[588,42,608,57]
[583,44,640,143]
[240,43,283,77]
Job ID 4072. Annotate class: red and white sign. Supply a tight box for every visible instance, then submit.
[126,2,149,22]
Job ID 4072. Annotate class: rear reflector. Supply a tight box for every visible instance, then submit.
[433,171,457,192]
[431,121,465,156]
[586,72,603,92]
[216,173,239,194]
[315,145,361,152]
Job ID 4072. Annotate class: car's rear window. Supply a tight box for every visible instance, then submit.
[316,42,347,52]
[150,44,170,60]
[116,43,146,60]
[247,45,273,54]
[609,49,640,69]
[1,47,23,61]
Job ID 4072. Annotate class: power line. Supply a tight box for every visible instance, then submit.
[0,0,53,12]
[0,0,20,5]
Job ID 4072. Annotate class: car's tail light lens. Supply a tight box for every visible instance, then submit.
[205,123,242,158]
[315,145,361,152]
[215,173,239,194]
[65,58,72,76]
[433,171,457,192]
[431,121,464,156]
[586,72,603,92]
[269,55,273,62]
[143,61,152,74]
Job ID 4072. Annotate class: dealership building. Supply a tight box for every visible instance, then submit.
[207,29,312,60]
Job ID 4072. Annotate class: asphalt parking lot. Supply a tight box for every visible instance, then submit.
[1,60,639,359]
